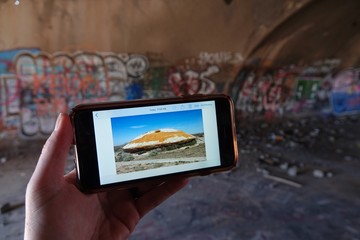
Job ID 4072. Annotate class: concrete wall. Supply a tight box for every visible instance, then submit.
[0,0,311,61]
[0,0,359,139]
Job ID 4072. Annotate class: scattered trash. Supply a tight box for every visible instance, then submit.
[0,157,6,164]
[313,169,324,178]
[280,162,289,170]
[256,167,270,175]
[309,128,320,137]
[313,169,334,178]
[287,141,298,148]
[243,115,355,182]
[269,133,284,142]
[258,155,278,166]
[287,166,298,177]
[263,174,303,188]
[335,149,343,154]
[1,202,25,214]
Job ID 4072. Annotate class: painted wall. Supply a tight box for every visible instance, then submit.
[0,0,359,140]
[0,49,244,138]
[1,48,359,139]
[232,59,360,119]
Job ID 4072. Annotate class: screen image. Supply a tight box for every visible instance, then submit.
[111,110,206,174]
[93,100,221,185]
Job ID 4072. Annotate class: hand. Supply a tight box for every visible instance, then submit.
[25,113,188,240]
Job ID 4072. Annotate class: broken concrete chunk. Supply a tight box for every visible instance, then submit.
[287,166,298,177]
[313,169,324,178]
[280,162,289,170]
[1,202,25,214]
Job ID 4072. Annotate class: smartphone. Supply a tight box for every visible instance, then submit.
[70,94,238,193]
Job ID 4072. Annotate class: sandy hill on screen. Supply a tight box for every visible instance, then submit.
[123,128,196,153]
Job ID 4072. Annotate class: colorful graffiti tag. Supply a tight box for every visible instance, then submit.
[168,65,218,96]
[0,50,150,137]
[234,68,295,116]
[331,69,360,114]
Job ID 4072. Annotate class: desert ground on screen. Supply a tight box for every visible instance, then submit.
[116,136,206,174]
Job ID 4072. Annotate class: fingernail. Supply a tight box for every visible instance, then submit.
[55,113,63,131]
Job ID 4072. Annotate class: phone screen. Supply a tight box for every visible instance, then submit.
[92,100,221,185]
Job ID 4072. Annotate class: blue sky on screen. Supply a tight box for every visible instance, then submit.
[111,109,203,146]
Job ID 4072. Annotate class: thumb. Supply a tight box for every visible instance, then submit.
[29,113,73,190]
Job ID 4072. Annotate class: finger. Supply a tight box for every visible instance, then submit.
[64,169,77,185]
[135,178,188,217]
[30,113,73,189]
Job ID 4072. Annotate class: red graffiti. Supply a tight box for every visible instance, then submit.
[168,65,217,96]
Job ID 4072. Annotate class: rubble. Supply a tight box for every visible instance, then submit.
[1,113,359,239]
[1,202,24,214]
[269,133,284,142]
[287,166,298,177]
[280,162,289,170]
[313,169,325,178]
[344,155,358,161]
[238,114,360,185]
[257,154,279,166]
[263,174,303,188]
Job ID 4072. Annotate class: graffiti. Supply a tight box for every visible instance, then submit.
[144,67,173,98]
[125,82,143,100]
[0,49,246,139]
[1,49,242,138]
[0,48,41,134]
[2,48,356,139]
[0,74,20,114]
[73,52,109,99]
[301,59,341,77]
[168,65,218,96]
[232,59,357,117]
[0,48,40,74]
[295,78,321,101]
[126,54,149,78]
[331,69,360,114]
[0,51,150,137]
[198,52,244,65]
[235,70,291,115]
[103,53,149,101]
[16,53,57,136]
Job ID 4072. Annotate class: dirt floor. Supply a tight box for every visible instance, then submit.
[1,114,359,240]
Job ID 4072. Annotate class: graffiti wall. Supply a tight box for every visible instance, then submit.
[232,59,360,119]
[0,47,359,139]
[0,49,242,139]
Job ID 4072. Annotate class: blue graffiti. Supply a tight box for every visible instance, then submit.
[125,82,143,100]
[0,48,40,74]
[332,92,360,114]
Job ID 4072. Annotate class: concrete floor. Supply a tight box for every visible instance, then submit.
[1,115,359,240]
